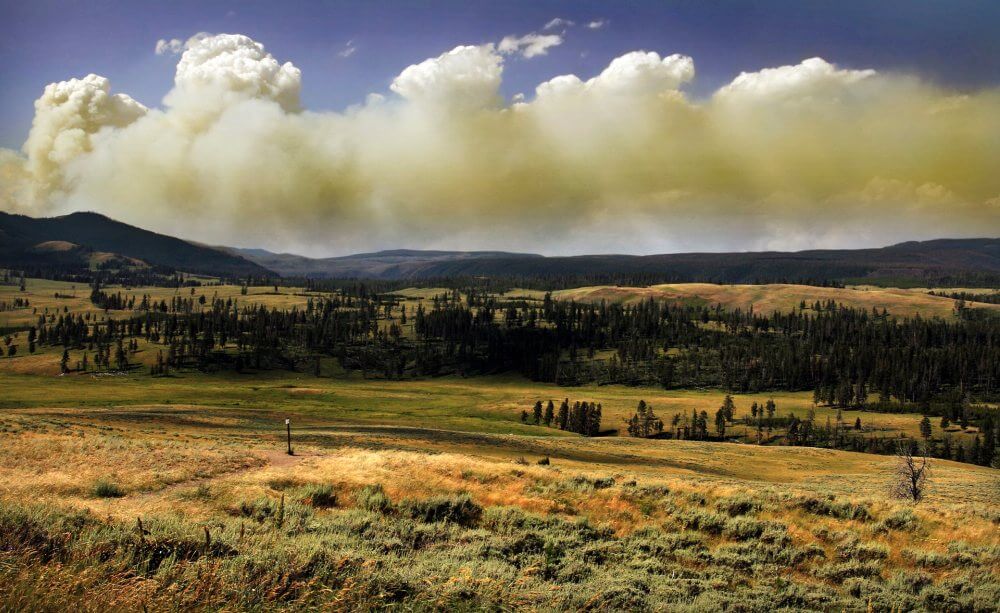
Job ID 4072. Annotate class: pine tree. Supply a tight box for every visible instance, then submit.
[543,400,554,426]
[532,401,543,425]
[721,395,735,421]
[919,416,932,440]
[715,408,727,438]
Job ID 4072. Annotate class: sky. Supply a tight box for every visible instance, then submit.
[1,0,998,256]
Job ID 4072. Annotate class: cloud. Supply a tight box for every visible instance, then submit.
[155,38,184,55]
[22,73,147,203]
[155,33,212,56]
[498,32,563,59]
[535,51,694,99]
[3,33,999,255]
[586,20,607,30]
[391,44,502,110]
[167,33,301,122]
[715,57,876,107]
[543,18,574,30]
[338,40,357,58]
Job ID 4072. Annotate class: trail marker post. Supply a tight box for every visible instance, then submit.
[285,418,293,455]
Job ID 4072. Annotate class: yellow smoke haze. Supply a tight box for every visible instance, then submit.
[1,33,998,254]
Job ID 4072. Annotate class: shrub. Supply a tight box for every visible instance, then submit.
[903,548,950,568]
[716,495,762,517]
[91,479,124,498]
[723,517,771,541]
[568,476,615,490]
[873,508,918,533]
[676,509,727,534]
[398,494,482,526]
[356,484,393,513]
[301,484,337,508]
[815,560,883,581]
[794,496,871,521]
[837,540,889,562]
[238,497,278,521]
[537,456,550,466]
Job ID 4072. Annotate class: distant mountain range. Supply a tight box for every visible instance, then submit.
[2,211,998,285]
[224,247,542,278]
[234,239,1000,285]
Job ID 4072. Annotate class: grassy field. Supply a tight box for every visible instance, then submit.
[553,283,1000,319]
[1,377,998,610]
[0,370,979,444]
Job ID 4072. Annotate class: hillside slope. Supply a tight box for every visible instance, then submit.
[0,211,270,277]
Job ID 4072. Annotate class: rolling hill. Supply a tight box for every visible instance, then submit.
[0,211,270,277]
[235,238,1000,285]
[552,282,1000,318]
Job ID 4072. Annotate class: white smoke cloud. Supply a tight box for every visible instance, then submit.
[715,57,877,107]
[498,32,563,58]
[170,33,301,115]
[22,74,147,204]
[2,33,998,255]
[390,45,503,111]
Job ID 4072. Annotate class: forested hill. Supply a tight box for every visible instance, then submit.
[228,247,542,279]
[240,238,1000,286]
[0,211,270,278]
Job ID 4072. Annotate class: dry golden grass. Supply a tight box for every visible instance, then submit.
[1,399,997,610]
[552,282,1000,319]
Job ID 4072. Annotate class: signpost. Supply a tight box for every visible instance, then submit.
[285,418,292,455]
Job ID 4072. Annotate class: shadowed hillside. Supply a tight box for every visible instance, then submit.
[0,211,271,277]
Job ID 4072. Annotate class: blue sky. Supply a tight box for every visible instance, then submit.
[2,0,998,150]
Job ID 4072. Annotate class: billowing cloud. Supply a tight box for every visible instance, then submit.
[715,57,876,107]
[498,32,563,59]
[2,33,998,255]
[22,74,147,202]
[586,20,607,30]
[536,51,694,99]
[170,33,301,116]
[390,44,502,110]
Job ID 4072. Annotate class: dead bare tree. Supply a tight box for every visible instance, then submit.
[890,440,931,502]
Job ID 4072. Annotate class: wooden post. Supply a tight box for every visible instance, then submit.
[286,418,292,455]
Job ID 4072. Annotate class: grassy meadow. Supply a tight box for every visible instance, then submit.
[1,277,998,610]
